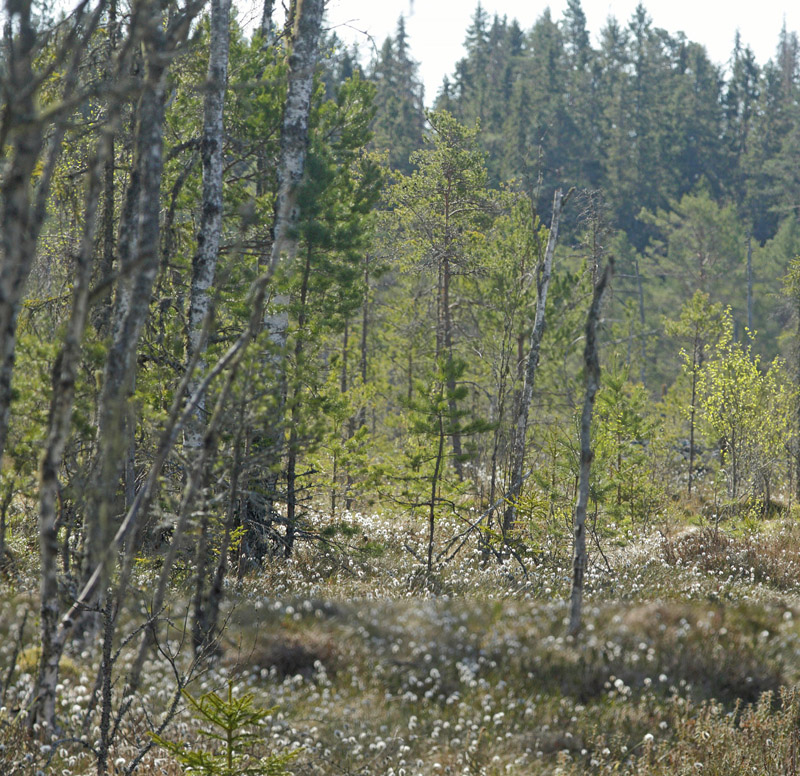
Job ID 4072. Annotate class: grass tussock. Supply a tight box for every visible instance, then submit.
[662,523,800,591]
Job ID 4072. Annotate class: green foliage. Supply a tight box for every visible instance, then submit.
[369,17,425,173]
[640,188,744,301]
[391,109,496,276]
[593,358,664,530]
[399,357,490,494]
[697,309,792,499]
[151,683,298,776]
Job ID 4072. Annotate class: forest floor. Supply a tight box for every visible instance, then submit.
[3,508,800,775]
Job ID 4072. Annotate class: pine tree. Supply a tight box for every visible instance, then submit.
[390,111,496,480]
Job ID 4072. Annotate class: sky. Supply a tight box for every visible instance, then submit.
[293,0,800,106]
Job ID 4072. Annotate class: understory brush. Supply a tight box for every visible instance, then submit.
[3,510,800,774]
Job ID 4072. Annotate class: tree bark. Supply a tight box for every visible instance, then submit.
[84,2,170,594]
[269,0,325,276]
[688,329,703,497]
[796,292,800,503]
[93,0,119,336]
[246,0,325,562]
[32,135,106,732]
[568,258,613,637]
[358,255,370,426]
[261,0,276,43]
[185,0,232,453]
[0,12,45,470]
[746,231,753,332]
[503,188,566,538]
[442,254,464,480]
[0,0,101,470]
[634,255,647,387]
[284,244,312,557]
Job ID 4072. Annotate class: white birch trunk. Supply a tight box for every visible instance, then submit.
[261,0,326,349]
[85,0,170,576]
[252,0,324,553]
[503,189,565,537]
[568,259,614,637]
[185,0,232,453]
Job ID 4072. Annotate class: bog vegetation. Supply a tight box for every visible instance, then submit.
[3,0,800,773]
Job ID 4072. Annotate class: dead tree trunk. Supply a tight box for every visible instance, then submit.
[568,258,613,637]
[502,188,566,538]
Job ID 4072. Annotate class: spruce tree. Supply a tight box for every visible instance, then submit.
[370,17,425,173]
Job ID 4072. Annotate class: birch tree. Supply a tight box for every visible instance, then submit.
[185,0,233,452]
[243,0,325,564]
[34,137,109,736]
[30,0,205,731]
[83,0,201,600]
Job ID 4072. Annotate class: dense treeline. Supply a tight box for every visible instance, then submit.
[1,0,800,768]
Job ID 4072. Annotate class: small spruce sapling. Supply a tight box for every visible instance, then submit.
[151,682,298,775]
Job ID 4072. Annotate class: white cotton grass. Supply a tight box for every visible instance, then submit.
[2,512,800,774]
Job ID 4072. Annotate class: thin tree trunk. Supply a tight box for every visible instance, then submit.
[342,259,371,511]
[185,0,232,452]
[358,256,369,428]
[634,255,647,387]
[442,255,464,480]
[337,321,349,516]
[0,482,11,574]
[796,293,800,502]
[32,128,107,732]
[689,368,697,497]
[688,330,703,497]
[746,231,753,332]
[96,599,115,776]
[261,0,275,43]
[94,0,119,336]
[85,6,170,599]
[198,401,245,650]
[568,259,613,637]
[284,244,311,557]
[191,509,211,652]
[428,408,446,579]
[503,188,566,537]
[248,0,325,561]
[285,422,299,556]
[0,0,99,470]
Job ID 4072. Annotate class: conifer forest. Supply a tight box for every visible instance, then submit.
[8,0,800,773]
